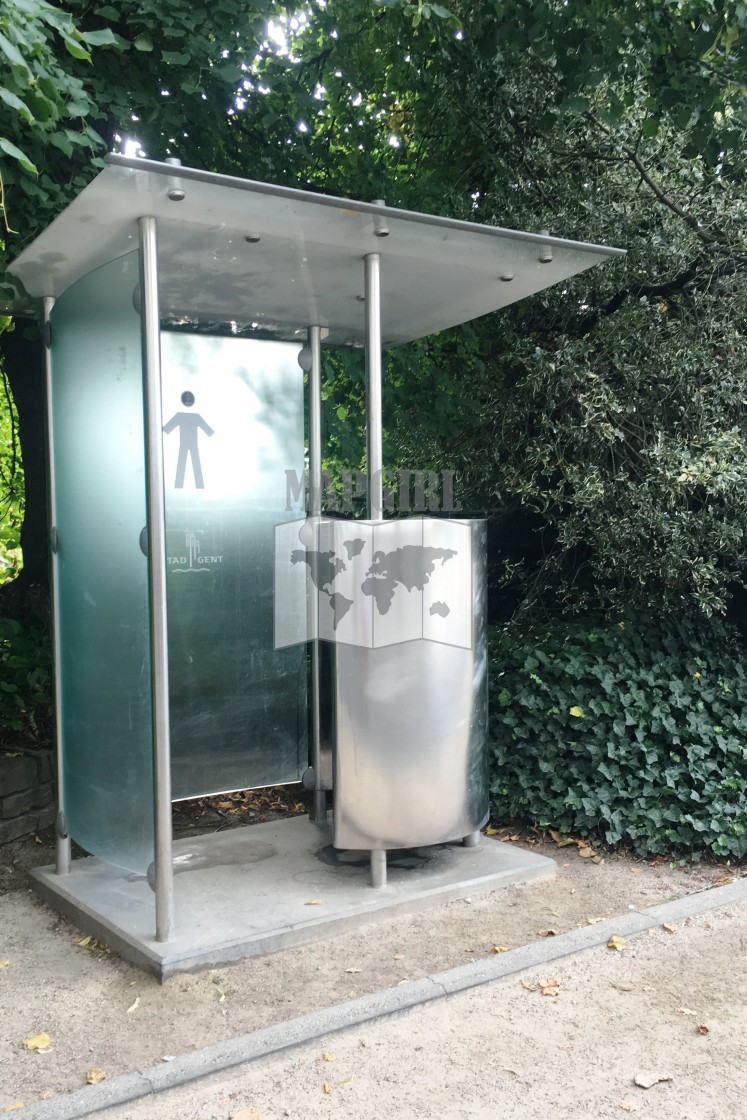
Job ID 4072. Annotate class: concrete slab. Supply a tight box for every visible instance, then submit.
[30,817,554,979]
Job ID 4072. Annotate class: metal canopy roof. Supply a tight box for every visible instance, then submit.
[8,154,625,348]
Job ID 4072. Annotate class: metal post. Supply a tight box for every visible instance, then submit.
[370,848,387,888]
[42,297,71,876]
[308,325,326,824]
[138,216,174,943]
[462,831,480,848]
[364,250,386,886]
[364,252,383,522]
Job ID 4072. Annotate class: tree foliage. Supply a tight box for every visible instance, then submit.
[2,0,747,617]
[232,0,747,616]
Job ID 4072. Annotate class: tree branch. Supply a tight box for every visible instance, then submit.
[585,111,721,245]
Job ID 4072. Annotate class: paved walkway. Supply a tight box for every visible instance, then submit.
[20,889,747,1120]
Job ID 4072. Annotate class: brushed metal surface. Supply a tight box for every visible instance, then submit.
[333,519,488,851]
[9,156,624,346]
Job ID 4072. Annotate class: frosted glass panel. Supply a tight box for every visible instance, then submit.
[161,334,307,798]
[50,252,154,873]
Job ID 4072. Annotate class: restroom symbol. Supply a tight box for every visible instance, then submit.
[163,391,214,489]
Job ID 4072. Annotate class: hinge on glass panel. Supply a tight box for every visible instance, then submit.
[50,526,58,554]
[302,767,316,791]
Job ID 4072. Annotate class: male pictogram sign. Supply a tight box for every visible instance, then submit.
[163,390,214,489]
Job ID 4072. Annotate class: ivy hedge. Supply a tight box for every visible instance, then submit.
[488,614,747,859]
[0,619,51,744]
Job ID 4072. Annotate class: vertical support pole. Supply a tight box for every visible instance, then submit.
[308,325,326,824]
[138,216,174,943]
[370,848,387,889]
[364,249,387,888]
[42,296,71,876]
[364,252,383,523]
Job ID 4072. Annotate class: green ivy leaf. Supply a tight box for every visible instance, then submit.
[0,31,26,70]
[62,35,92,61]
[79,29,118,47]
[0,137,37,175]
[0,87,34,123]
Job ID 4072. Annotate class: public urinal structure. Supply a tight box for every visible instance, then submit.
[8,155,623,965]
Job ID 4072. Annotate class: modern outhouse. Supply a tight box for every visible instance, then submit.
[8,155,623,973]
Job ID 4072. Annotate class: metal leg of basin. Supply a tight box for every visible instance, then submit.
[462,831,481,848]
[56,834,71,875]
[313,789,327,824]
[370,849,387,888]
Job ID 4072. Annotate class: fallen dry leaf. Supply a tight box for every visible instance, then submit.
[619,1103,640,1113]
[73,935,92,948]
[677,1007,697,1016]
[34,836,42,845]
[634,1072,673,1089]
[485,826,499,836]
[304,900,322,906]
[661,923,678,934]
[586,917,605,925]
[521,980,540,992]
[2,1105,24,1113]
[0,960,9,969]
[538,929,558,937]
[541,985,560,997]
[393,954,404,961]
[490,946,510,954]
[322,1053,335,1062]
[323,1083,333,1095]
[231,1108,263,1120]
[397,979,409,986]
[126,997,140,1014]
[23,1032,51,1053]
[345,967,362,974]
[697,1025,710,1035]
[86,1069,107,1085]
[607,935,628,952]
[631,868,644,875]
[578,847,594,859]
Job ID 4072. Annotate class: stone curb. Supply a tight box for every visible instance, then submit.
[16,875,747,1120]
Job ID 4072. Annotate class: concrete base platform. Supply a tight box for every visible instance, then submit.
[30,817,555,979]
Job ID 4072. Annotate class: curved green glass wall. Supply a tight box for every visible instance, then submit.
[50,251,155,873]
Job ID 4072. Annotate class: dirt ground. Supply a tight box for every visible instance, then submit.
[0,814,740,1112]
[100,899,747,1120]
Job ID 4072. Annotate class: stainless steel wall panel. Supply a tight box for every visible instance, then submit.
[332,519,488,851]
